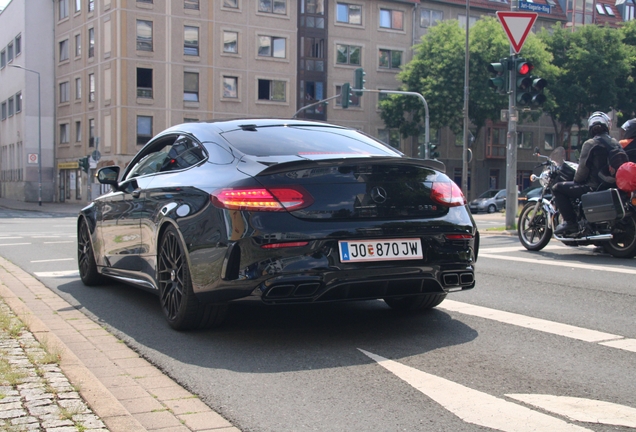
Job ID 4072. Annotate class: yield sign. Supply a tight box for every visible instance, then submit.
[496,11,538,54]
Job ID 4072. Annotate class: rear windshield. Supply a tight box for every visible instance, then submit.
[220,125,402,157]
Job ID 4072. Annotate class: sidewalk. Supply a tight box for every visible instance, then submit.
[0,199,240,432]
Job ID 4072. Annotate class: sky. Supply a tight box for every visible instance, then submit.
[0,0,11,10]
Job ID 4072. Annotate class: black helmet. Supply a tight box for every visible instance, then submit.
[621,118,636,140]
[588,112,611,137]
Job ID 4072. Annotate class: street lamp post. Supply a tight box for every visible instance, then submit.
[9,64,42,206]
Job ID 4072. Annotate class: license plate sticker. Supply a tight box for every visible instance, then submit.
[338,238,423,262]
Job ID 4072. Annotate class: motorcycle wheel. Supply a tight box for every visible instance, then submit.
[602,214,636,258]
[518,202,552,251]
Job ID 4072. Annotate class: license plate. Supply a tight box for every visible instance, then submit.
[338,238,423,262]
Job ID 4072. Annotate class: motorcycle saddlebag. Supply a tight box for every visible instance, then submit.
[581,189,625,223]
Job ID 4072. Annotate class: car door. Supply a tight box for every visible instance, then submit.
[495,190,506,209]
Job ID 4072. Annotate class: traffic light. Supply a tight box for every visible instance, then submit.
[341,83,352,109]
[515,58,534,107]
[78,157,89,174]
[428,143,440,159]
[418,144,426,158]
[354,67,366,97]
[488,59,509,94]
[529,76,547,107]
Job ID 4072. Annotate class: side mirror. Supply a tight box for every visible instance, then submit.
[97,166,120,186]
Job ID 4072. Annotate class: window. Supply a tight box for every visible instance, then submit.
[184,72,199,102]
[138,0,154,3]
[626,4,635,20]
[89,118,95,146]
[88,28,95,57]
[15,92,21,113]
[59,82,70,103]
[224,0,238,8]
[544,133,555,151]
[137,68,153,98]
[378,128,400,149]
[301,37,325,71]
[378,49,402,69]
[420,9,443,27]
[517,131,533,149]
[8,97,14,117]
[76,121,82,142]
[7,43,13,63]
[59,39,69,62]
[223,31,238,53]
[336,44,361,65]
[458,14,478,28]
[88,0,94,12]
[1,50,5,68]
[137,116,153,145]
[302,80,323,111]
[379,8,403,30]
[596,3,606,14]
[301,0,325,28]
[453,168,471,191]
[259,0,286,14]
[258,36,286,58]
[88,73,95,102]
[486,127,506,158]
[137,20,153,51]
[15,35,21,56]
[75,34,81,56]
[184,26,199,56]
[336,3,361,24]
[75,78,82,99]
[60,124,70,143]
[258,79,286,102]
[185,0,199,9]
[59,0,69,19]
[1,102,6,121]
[605,5,615,15]
[223,76,238,98]
[336,84,359,107]
[75,0,81,12]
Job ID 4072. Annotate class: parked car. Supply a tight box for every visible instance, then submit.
[469,189,506,213]
[77,119,478,330]
[518,186,551,206]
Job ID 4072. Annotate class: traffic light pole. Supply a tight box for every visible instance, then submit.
[505,53,518,230]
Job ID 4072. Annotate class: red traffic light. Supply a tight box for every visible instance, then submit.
[516,61,533,76]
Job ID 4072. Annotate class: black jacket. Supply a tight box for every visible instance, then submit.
[574,133,625,189]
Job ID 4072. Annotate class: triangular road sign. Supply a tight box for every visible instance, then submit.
[496,11,538,54]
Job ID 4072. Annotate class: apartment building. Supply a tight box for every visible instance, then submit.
[0,0,56,202]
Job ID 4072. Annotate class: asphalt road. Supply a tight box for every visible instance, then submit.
[1,209,635,432]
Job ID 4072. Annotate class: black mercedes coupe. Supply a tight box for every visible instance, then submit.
[77,119,478,330]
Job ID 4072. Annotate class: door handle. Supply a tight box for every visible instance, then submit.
[132,189,141,198]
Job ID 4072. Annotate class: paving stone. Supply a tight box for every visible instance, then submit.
[0,408,27,419]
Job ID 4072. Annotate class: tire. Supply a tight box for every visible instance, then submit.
[487,204,496,213]
[384,293,447,311]
[517,202,552,251]
[77,219,104,286]
[602,214,636,258]
[157,225,227,330]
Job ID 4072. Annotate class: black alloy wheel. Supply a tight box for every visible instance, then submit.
[603,214,636,258]
[384,293,447,311]
[157,225,227,330]
[518,202,552,251]
[77,219,104,286]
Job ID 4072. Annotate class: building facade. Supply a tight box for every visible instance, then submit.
[0,0,56,202]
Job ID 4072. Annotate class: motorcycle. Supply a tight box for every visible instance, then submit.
[517,146,636,258]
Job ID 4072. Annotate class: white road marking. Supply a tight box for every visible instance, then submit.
[506,394,636,428]
[43,241,74,244]
[0,243,31,246]
[30,258,75,263]
[439,301,636,354]
[479,245,571,253]
[32,236,62,238]
[0,237,24,239]
[479,253,636,275]
[33,270,79,278]
[358,349,591,432]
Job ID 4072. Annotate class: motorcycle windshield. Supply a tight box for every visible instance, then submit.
[549,146,566,166]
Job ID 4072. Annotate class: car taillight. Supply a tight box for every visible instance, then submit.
[210,186,313,211]
[430,181,466,207]
[261,241,309,249]
[445,234,473,240]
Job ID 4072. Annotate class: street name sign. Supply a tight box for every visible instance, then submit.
[496,11,538,54]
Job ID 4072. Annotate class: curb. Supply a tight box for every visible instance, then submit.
[0,255,240,432]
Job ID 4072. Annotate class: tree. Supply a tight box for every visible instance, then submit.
[617,20,636,122]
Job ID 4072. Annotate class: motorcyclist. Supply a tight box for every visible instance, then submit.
[619,118,636,162]
[553,112,628,235]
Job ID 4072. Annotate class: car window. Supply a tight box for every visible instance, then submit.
[496,190,506,198]
[125,135,206,180]
[480,190,496,198]
[220,125,401,157]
